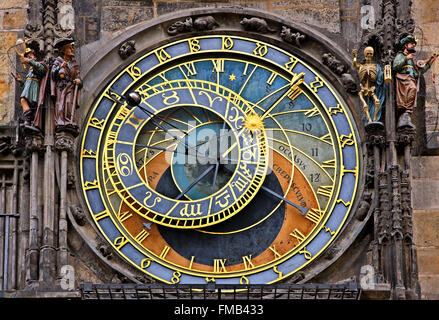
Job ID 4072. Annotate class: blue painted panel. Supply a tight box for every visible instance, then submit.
[342,145,357,169]
[166,41,190,58]
[112,73,133,95]
[338,173,356,204]
[325,203,348,231]
[247,268,277,284]
[81,158,96,182]
[265,48,290,69]
[86,189,106,214]
[199,37,221,52]
[98,217,121,240]
[83,127,100,151]
[306,229,332,255]
[94,97,114,119]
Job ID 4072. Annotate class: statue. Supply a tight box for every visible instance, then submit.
[393,34,437,129]
[352,46,386,125]
[51,39,82,134]
[12,48,48,133]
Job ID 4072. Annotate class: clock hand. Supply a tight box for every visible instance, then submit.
[175,164,216,200]
[260,72,305,120]
[134,103,188,136]
[220,128,247,160]
[260,185,309,216]
[114,91,210,159]
[107,89,188,136]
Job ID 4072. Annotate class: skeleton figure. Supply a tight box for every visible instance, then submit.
[353,47,385,123]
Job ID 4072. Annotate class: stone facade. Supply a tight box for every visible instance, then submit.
[0,0,438,300]
[0,0,29,125]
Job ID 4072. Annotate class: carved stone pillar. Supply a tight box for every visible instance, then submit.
[24,133,44,287]
[54,131,75,277]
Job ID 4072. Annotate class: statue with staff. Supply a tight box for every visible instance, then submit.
[51,38,82,134]
[11,39,48,133]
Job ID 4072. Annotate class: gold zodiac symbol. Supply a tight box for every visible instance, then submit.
[143,191,162,208]
[162,91,180,105]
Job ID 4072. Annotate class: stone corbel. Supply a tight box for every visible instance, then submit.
[54,131,76,154]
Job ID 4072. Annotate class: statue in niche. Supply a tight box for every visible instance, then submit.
[12,47,48,133]
[393,34,437,129]
[51,38,82,134]
[352,46,386,126]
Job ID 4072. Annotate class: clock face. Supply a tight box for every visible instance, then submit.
[80,35,360,284]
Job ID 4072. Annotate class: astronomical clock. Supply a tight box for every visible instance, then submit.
[78,13,362,286]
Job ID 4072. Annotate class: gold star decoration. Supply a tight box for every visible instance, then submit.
[229,74,236,81]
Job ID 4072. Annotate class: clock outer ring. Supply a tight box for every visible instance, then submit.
[74,8,367,284]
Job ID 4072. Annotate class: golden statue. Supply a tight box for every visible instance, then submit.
[352,46,386,124]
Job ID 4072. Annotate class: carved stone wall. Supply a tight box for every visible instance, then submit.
[0,0,30,125]
[412,0,439,152]
[409,0,439,300]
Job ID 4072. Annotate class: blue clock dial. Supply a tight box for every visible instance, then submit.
[80,35,360,285]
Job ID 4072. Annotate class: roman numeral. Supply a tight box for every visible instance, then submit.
[322,159,336,169]
[266,73,277,85]
[181,62,197,76]
[319,133,333,145]
[317,185,333,198]
[212,59,225,73]
[213,259,227,273]
[242,255,255,270]
[94,210,110,221]
[134,229,150,243]
[289,228,306,244]
[269,245,282,258]
[159,246,171,259]
[305,208,325,224]
[116,210,133,223]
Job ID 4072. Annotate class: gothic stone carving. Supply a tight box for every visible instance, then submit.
[322,52,347,75]
[321,52,357,95]
[118,40,136,60]
[55,131,75,153]
[280,26,306,47]
[356,192,372,221]
[70,205,86,226]
[240,17,275,33]
[167,16,219,36]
